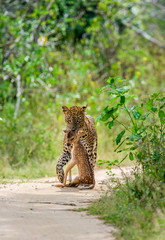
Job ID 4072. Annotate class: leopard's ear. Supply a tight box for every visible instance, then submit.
[62,106,69,114]
[82,105,87,112]
[63,129,67,133]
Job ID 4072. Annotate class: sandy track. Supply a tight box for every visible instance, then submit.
[0,167,132,240]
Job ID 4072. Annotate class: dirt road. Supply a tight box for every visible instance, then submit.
[0,167,131,240]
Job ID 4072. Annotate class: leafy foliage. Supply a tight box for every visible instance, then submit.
[96,77,165,239]
[0,1,165,177]
[98,77,165,180]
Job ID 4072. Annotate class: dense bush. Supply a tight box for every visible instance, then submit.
[98,78,165,170]
[98,77,165,194]
[90,78,165,240]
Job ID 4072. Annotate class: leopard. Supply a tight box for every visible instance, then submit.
[56,129,95,189]
[56,105,97,183]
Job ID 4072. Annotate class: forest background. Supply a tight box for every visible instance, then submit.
[0,0,165,179]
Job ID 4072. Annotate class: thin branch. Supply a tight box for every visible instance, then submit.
[14,75,21,119]
[123,20,165,50]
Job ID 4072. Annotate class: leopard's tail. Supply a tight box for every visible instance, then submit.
[56,163,65,183]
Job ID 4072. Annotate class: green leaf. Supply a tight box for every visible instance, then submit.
[108,120,114,129]
[98,107,117,122]
[152,93,160,98]
[130,146,138,150]
[156,97,165,102]
[105,121,110,127]
[110,78,114,85]
[119,154,128,164]
[100,112,111,122]
[109,96,119,104]
[100,85,109,92]
[129,152,134,161]
[116,88,124,93]
[98,160,104,165]
[117,148,129,153]
[146,99,153,110]
[141,112,150,120]
[114,138,126,152]
[160,103,165,109]
[151,107,157,112]
[132,110,141,120]
[120,96,125,105]
[131,105,137,111]
[104,106,109,112]
[158,110,165,123]
[97,113,104,122]
[131,125,138,133]
[98,162,104,165]
[115,130,126,145]
[129,134,141,141]
[107,78,112,84]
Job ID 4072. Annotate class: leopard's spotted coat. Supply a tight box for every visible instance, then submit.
[62,129,95,189]
[56,105,97,183]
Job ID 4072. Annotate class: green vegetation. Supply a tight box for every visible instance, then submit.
[89,78,165,240]
[98,78,165,174]
[89,181,165,240]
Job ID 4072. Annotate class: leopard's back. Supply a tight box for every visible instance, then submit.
[79,115,97,170]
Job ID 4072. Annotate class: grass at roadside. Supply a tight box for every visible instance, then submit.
[0,161,57,180]
[88,179,165,240]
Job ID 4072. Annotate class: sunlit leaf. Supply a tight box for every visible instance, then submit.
[146,99,153,110]
[115,130,125,145]
[151,107,157,112]
[158,110,165,123]
[129,134,141,141]
[132,110,141,119]
[120,96,125,104]
[108,120,114,129]
[119,154,128,164]
[141,112,150,120]
[129,152,134,161]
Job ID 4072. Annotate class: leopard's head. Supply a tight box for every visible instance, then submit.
[62,105,87,131]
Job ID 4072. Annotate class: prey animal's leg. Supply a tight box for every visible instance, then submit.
[69,176,80,187]
[63,160,76,186]
[69,170,72,183]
